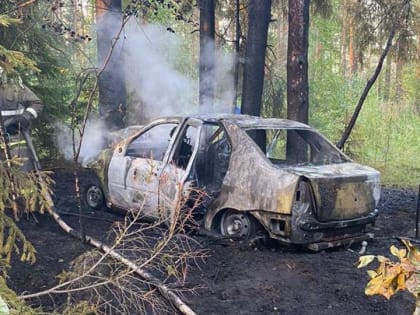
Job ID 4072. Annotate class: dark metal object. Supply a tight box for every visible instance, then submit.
[21,129,41,171]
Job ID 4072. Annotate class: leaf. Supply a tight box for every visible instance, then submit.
[396,273,406,292]
[390,245,407,260]
[405,273,420,295]
[0,14,21,27]
[365,275,387,297]
[400,261,417,273]
[367,270,378,279]
[390,245,399,257]
[357,255,376,268]
[401,239,412,250]
[166,264,177,277]
[409,246,420,266]
[384,286,396,300]
[377,255,390,263]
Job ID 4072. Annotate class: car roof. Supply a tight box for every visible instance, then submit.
[174,113,312,129]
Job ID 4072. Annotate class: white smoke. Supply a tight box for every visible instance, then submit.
[54,17,237,165]
[122,19,236,122]
[53,122,74,161]
[54,119,107,166]
[123,21,196,122]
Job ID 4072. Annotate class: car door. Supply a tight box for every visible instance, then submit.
[158,118,202,224]
[107,119,182,216]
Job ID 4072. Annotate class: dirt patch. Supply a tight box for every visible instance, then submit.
[7,168,419,314]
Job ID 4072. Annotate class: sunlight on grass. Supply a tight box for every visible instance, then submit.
[347,102,419,188]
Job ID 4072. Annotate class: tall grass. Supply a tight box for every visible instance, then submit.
[310,72,419,188]
[352,101,419,188]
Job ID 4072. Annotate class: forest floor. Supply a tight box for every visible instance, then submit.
[7,167,419,315]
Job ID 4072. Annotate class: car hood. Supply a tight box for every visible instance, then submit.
[285,162,381,221]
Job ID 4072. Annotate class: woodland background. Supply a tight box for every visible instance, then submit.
[0,1,419,314]
[1,0,419,187]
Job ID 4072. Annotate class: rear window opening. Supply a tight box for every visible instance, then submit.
[245,128,349,167]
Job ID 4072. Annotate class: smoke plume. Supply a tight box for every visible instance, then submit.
[54,119,107,166]
[55,17,237,164]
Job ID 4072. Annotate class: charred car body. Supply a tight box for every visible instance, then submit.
[84,114,380,250]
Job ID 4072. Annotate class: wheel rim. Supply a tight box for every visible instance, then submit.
[86,185,103,209]
[221,210,253,238]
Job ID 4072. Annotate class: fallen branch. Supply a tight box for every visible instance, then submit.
[20,176,197,315]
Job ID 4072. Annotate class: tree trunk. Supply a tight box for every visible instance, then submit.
[348,23,358,74]
[241,0,272,116]
[341,0,348,77]
[286,0,310,162]
[383,54,392,102]
[233,0,241,110]
[198,0,216,109]
[96,0,126,130]
[416,54,420,114]
[395,55,404,102]
[337,28,396,149]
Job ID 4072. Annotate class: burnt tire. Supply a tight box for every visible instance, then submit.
[220,209,256,238]
[82,183,105,211]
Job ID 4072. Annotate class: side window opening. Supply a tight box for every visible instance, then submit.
[126,123,178,161]
[196,124,231,196]
[171,125,197,169]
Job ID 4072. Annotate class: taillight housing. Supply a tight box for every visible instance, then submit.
[293,180,313,214]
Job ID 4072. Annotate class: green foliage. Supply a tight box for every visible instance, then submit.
[0,45,39,74]
[352,101,420,187]
[0,159,55,269]
[0,159,55,315]
[0,14,20,27]
[0,14,38,74]
[0,277,41,314]
[307,0,419,188]
[1,1,98,160]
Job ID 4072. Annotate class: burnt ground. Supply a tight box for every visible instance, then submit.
[7,167,419,315]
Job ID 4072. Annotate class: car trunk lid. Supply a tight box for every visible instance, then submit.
[287,163,380,222]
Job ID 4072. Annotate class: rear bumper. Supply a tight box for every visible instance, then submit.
[300,209,378,231]
[307,232,374,251]
[264,208,378,248]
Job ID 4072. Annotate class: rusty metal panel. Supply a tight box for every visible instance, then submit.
[211,122,300,215]
[289,163,380,221]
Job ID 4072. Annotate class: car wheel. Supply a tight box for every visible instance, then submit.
[220,209,256,238]
[83,184,104,210]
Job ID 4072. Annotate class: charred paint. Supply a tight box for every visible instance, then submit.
[85,114,381,250]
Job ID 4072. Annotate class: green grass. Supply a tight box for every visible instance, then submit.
[343,102,419,188]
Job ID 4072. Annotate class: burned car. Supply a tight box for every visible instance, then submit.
[84,114,380,250]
